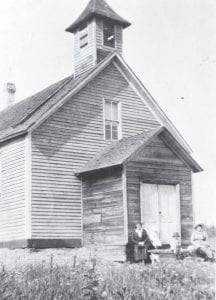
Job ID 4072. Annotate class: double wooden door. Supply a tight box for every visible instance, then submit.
[140,183,181,245]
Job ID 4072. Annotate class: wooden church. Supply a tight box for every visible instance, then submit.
[0,0,202,259]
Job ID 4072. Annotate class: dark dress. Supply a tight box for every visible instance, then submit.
[131,229,154,262]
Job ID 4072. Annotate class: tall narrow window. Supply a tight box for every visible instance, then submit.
[79,23,88,49]
[104,100,120,140]
[103,20,115,48]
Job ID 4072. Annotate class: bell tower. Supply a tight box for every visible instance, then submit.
[66,0,131,77]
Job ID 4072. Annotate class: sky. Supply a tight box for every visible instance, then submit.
[0,0,216,224]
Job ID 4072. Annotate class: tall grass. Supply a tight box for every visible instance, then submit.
[0,252,215,299]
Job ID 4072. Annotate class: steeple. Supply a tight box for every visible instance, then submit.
[66,0,131,77]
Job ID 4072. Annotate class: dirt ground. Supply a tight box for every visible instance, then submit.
[0,238,215,271]
[0,247,99,270]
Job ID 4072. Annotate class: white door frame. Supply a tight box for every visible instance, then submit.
[140,180,181,245]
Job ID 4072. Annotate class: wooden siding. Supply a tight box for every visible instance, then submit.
[126,136,193,244]
[96,19,103,46]
[96,19,123,55]
[97,48,111,64]
[115,25,123,54]
[31,62,159,240]
[133,136,186,164]
[74,17,123,76]
[82,168,124,245]
[0,137,26,241]
[74,19,96,77]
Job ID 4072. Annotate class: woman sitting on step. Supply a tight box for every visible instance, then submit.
[131,223,154,263]
[190,224,215,261]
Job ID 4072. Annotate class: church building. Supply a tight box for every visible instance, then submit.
[0,0,202,260]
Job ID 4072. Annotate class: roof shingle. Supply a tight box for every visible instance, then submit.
[76,126,203,174]
[0,60,105,142]
[0,76,71,133]
[76,128,159,174]
[65,0,131,33]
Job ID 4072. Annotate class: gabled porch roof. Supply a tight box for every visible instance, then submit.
[76,127,203,175]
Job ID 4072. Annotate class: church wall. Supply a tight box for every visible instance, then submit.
[0,136,26,244]
[31,63,160,244]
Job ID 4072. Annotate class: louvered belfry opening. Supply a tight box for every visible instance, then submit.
[65,0,131,77]
[79,23,89,49]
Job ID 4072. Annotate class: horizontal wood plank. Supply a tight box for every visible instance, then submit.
[31,63,159,240]
[126,136,193,244]
[0,137,26,241]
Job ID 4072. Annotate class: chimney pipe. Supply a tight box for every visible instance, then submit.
[4,82,16,107]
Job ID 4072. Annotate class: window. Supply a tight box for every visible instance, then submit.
[79,23,88,49]
[104,100,121,140]
[103,20,115,48]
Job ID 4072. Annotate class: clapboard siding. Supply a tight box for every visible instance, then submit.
[74,19,96,77]
[0,137,26,241]
[82,168,124,245]
[96,19,103,46]
[31,62,159,240]
[115,25,123,54]
[126,136,193,244]
[133,138,185,163]
[97,49,111,63]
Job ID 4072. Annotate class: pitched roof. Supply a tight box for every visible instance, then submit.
[76,127,203,175]
[0,76,71,133]
[0,57,107,143]
[0,51,192,153]
[65,0,131,33]
[77,128,158,175]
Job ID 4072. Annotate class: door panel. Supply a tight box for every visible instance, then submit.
[140,183,159,234]
[140,183,180,246]
[158,185,179,245]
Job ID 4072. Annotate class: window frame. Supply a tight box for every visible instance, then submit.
[79,22,89,49]
[103,99,122,141]
[102,20,116,49]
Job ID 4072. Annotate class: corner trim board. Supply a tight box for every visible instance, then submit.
[25,133,32,239]
[81,177,84,246]
[191,171,195,227]
[122,166,128,244]
[176,184,182,240]
[92,17,97,66]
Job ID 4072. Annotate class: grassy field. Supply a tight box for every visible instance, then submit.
[0,248,215,299]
